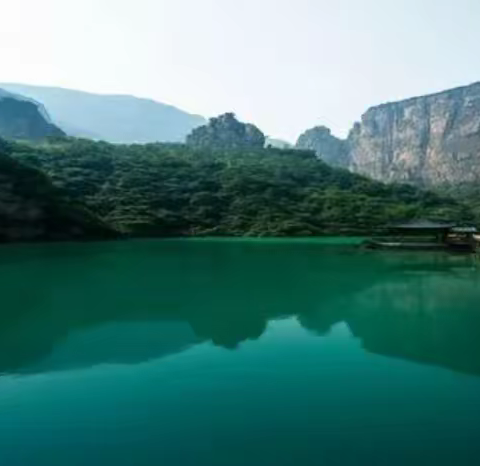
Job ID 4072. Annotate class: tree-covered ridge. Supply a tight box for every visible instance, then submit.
[0,139,113,242]
[6,137,474,238]
[187,113,265,150]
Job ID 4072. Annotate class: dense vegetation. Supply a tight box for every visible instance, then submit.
[3,136,474,238]
[440,183,480,225]
[0,139,112,242]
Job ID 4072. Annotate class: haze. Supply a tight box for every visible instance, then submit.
[2,0,480,141]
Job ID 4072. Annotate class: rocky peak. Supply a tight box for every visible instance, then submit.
[295,126,349,168]
[186,113,265,150]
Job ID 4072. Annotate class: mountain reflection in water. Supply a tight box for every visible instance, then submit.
[0,239,479,376]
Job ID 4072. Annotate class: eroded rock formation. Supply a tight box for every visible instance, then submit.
[297,82,480,186]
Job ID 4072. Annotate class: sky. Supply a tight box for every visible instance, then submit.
[2,0,480,142]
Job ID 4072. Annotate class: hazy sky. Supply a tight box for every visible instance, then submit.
[2,0,480,141]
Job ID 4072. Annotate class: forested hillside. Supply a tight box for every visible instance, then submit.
[5,137,473,238]
[0,139,113,242]
[440,183,480,225]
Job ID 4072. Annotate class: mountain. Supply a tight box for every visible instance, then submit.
[8,135,473,238]
[296,126,349,167]
[0,139,113,242]
[186,113,265,150]
[0,83,206,143]
[0,88,65,141]
[297,82,480,187]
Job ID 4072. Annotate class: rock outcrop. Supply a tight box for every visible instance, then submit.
[298,82,480,186]
[0,89,65,141]
[186,113,265,150]
[296,126,349,168]
[349,82,480,186]
[0,140,113,242]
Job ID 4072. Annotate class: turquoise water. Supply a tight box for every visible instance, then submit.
[1,239,480,465]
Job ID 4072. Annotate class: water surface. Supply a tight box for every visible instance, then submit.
[1,239,480,465]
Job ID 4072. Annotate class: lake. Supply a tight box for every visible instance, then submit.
[1,238,480,466]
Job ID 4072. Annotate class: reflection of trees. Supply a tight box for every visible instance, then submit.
[345,267,480,376]
[0,241,371,373]
[298,252,480,376]
[1,240,479,376]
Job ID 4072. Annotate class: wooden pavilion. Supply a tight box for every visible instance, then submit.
[366,220,478,252]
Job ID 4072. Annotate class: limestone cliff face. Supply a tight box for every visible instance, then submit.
[295,126,349,168]
[187,113,265,150]
[298,82,480,186]
[348,82,480,186]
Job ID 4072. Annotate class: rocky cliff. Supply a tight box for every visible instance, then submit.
[187,113,265,150]
[296,126,349,168]
[0,89,65,141]
[297,82,480,186]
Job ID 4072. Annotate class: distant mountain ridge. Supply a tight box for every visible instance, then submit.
[0,83,206,143]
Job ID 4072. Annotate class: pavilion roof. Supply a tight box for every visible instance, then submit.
[389,219,455,230]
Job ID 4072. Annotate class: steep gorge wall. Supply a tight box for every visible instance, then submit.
[297,82,480,186]
[349,82,480,186]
